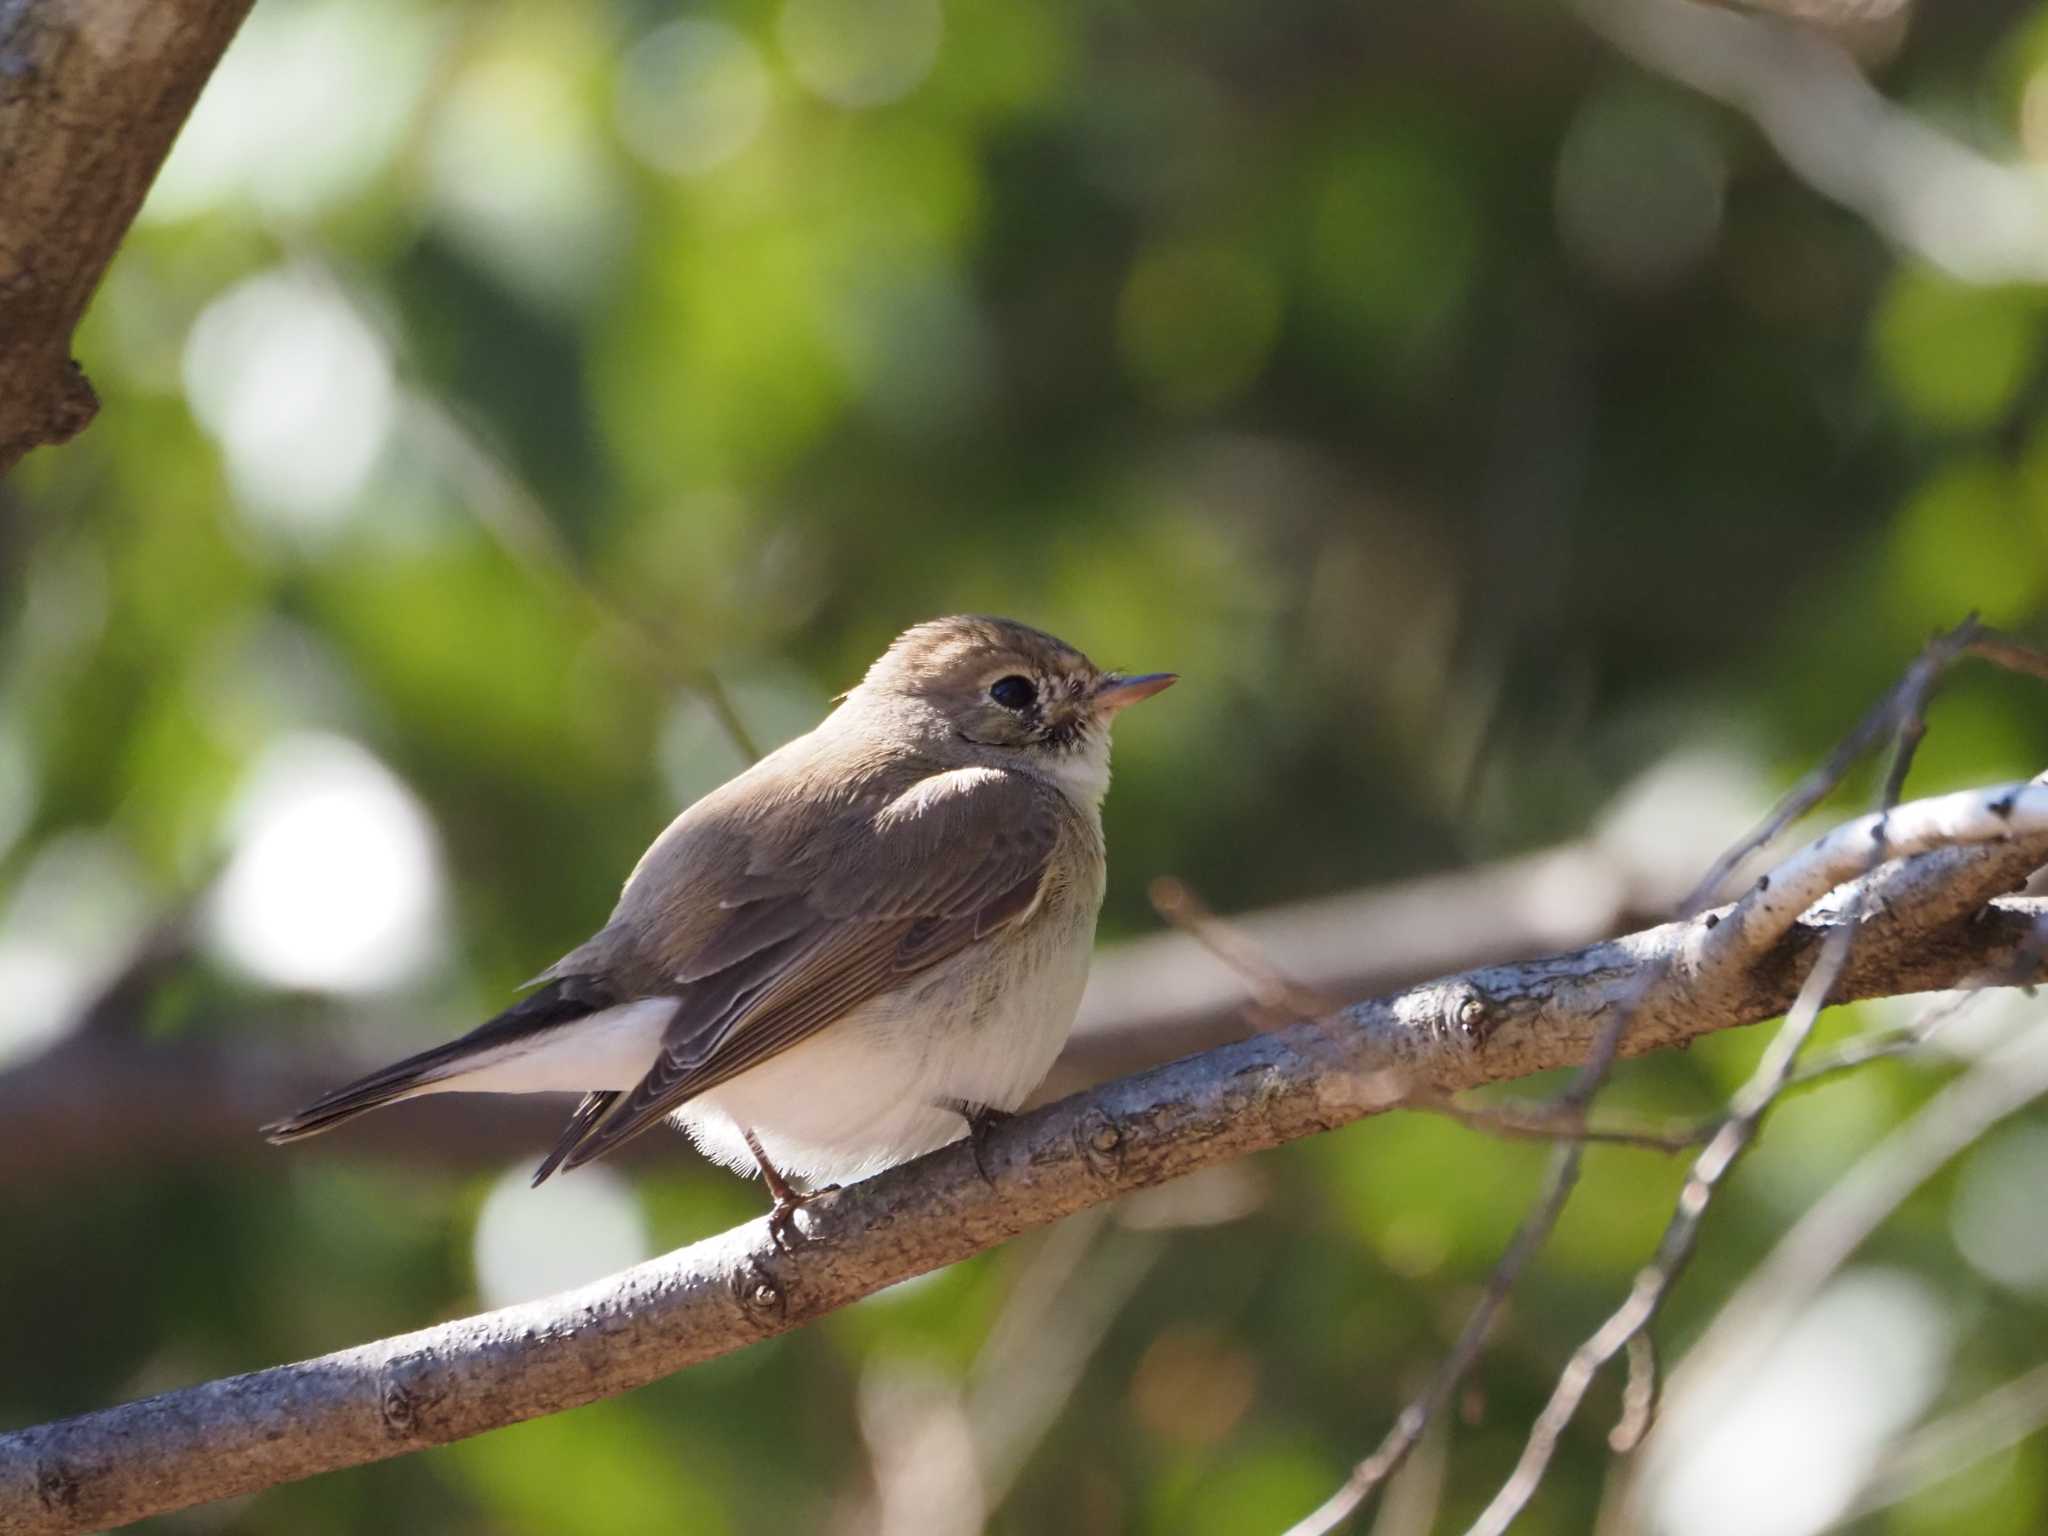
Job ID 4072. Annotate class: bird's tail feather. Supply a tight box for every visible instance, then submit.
[260,1037,483,1143]
[530,1090,620,1186]
[260,976,614,1145]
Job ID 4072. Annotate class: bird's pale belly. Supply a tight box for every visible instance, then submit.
[675,896,1099,1186]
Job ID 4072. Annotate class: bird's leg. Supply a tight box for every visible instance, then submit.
[940,1098,1013,1186]
[743,1128,819,1250]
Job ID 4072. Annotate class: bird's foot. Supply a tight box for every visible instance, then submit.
[746,1127,836,1251]
[766,1189,823,1252]
[941,1099,1013,1186]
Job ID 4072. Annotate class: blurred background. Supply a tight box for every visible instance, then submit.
[7,0,2048,1528]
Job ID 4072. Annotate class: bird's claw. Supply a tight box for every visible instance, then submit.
[765,1184,840,1251]
[942,1099,1013,1186]
[767,1197,806,1252]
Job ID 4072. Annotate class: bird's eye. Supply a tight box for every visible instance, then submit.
[989,675,1037,711]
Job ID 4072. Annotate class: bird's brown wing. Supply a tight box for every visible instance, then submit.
[554,766,1066,1172]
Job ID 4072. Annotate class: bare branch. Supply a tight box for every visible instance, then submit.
[1679,616,1983,914]
[400,381,762,762]
[2,811,2040,1533]
[1281,1136,1589,1536]
[0,824,1708,1184]
[1608,1332,1658,1455]
[1687,782,2048,984]
[1457,646,1973,1528]
[1650,958,2048,1449]
[1705,0,1908,27]
[1050,833,1686,1099]
[1967,628,2048,686]
[1306,635,2034,1532]
[0,0,255,472]
[1573,0,2048,286]
[1846,1358,2048,1522]
[1466,915,1859,1535]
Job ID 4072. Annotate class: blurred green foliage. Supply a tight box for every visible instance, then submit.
[7,0,2048,1529]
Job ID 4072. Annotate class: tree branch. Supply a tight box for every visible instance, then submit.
[0,827,1698,1183]
[2,777,2045,1534]
[1294,628,2048,1531]
[1573,0,2048,286]
[0,0,254,473]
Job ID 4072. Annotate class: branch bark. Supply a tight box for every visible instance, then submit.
[0,832,1687,1182]
[2,776,2045,1534]
[0,0,254,473]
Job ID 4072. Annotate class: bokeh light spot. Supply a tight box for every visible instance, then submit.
[1875,269,2045,431]
[1117,244,1281,413]
[1308,135,1483,368]
[207,733,444,994]
[1646,1269,1952,1536]
[181,270,395,531]
[0,836,151,1068]
[473,1160,650,1309]
[1952,1124,2048,1293]
[142,0,437,224]
[1555,87,1727,294]
[616,19,772,179]
[427,56,627,308]
[779,0,942,108]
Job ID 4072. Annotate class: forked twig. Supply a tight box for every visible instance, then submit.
[1287,616,2048,1535]
[1463,624,2047,1531]
[1465,922,1858,1535]
[1679,616,1984,913]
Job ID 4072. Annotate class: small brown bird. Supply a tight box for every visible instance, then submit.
[264,616,1174,1226]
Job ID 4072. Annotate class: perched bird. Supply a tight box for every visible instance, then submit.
[263,616,1174,1229]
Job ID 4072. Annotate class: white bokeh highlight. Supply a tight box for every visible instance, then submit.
[142,0,438,224]
[1594,743,1772,902]
[616,20,773,178]
[1644,1268,1953,1536]
[1952,1125,2048,1294]
[778,0,942,109]
[826,256,996,437]
[182,270,396,530]
[0,720,38,869]
[1555,87,1728,294]
[426,57,626,308]
[0,835,152,1068]
[658,668,826,810]
[207,733,444,994]
[472,1160,651,1309]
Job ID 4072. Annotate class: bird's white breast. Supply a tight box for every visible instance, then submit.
[675,849,1103,1186]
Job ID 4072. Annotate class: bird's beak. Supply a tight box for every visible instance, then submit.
[1091,672,1177,717]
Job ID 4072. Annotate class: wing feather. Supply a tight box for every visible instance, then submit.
[556,767,1066,1171]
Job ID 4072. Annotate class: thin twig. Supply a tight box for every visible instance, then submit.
[1285,964,1668,1536]
[405,392,762,761]
[1757,915,2046,1104]
[1780,990,1982,1087]
[1680,616,1982,914]
[1608,1332,1658,1454]
[1967,628,2048,685]
[5,846,2047,1530]
[1367,1410,1449,1536]
[1150,876,1342,1026]
[1637,921,2048,1506]
[1463,646,1951,1532]
[298,256,761,762]
[1151,878,1699,1154]
[1845,1358,2048,1521]
[1464,919,1859,1535]
[1284,633,2002,1534]
[1282,1137,1589,1536]
[1409,1092,1701,1155]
